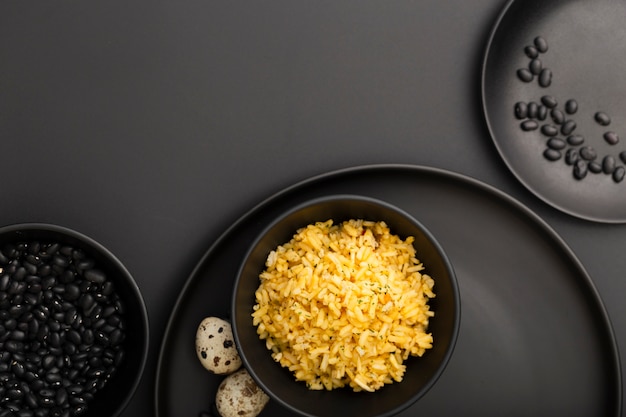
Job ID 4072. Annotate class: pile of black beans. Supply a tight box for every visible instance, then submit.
[514,36,626,183]
[0,240,126,417]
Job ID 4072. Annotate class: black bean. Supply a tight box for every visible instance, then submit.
[42,354,56,370]
[5,340,23,353]
[521,120,538,131]
[527,101,539,119]
[76,259,94,272]
[78,293,95,311]
[543,148,562,161]
[84,269,106,284]
[63,284,81,302]
[14,266,26,281]
[538,68,552,87]
[7,388,24,401]
[561,120,576,135]
[59,245,73,256]
[604,131,619,145]
[524,44,539,58]
[589,161,602,173]
[24,261,38,275]
[82,329,94,345]
[613,166,625,182]
[27,282,42,293]
[10,329,26,342]
[595,111,611,126]
[70,395,88,406]
[56,387,69,406]
[537,105,548,121]
[65,308,79,326]
[0,274,9,291]
[541,124,559,136]
[95,331,110,345]
[5,318,17,330]
[529,58,542,75]
[52,255,69,268]
[24,292,41,306]
[109,329,124,346]
[514,102,528,119]
[534,36,548,53]
[603,155,616,174]
[11,362,25,378]
[101,282,115,296]
[48,320,61,332]
[25,391,39,408]
[551,109,565,124]
[58,270,75,284]
[30,379,45,391]
[48,332,62,348]
[33,305,49,321]
[67,384,84,396]
[574,159,588,179]
[42,243,59,256]
[79,281,92,293]
[113,299,125,314]
[620,151,626,164]
[565,148,579,165]
[107,314,121,327]
[579,146,597,161]
[37,264,51,277]
[45,372,62,384]
[102,305,117,318]
[9,281,26,296]
[67,330,82,346]
[564,99,578,115]
[541,95,558,108]
[39,388,55,398]
[517,68,534,82]
[41,276,55,290]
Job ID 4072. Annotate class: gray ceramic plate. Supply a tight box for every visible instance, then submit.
[482,0,626,222]
[155,164,621,417]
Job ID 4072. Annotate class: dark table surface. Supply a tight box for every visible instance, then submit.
[1,1,625,416]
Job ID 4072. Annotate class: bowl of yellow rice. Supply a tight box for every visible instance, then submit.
[232,195,460,417]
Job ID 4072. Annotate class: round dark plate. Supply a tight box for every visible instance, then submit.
[155,164,622,417]
[482,0,626,223]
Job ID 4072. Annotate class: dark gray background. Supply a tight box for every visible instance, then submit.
[1,1,624,416]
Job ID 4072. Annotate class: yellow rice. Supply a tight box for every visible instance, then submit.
[251,219,435,392]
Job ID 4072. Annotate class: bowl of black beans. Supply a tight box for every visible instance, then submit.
[0,223,149,417]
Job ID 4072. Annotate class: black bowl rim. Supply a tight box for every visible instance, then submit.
[231,194,460,417]
[0,222,150,417]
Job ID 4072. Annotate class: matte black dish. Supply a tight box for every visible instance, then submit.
[482,0,626,222]
[0,223,149,417]
[155,164,621,417]
[232,195,460,417]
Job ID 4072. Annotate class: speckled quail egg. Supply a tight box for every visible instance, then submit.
[216,368,270,417]
[195,316,242,375]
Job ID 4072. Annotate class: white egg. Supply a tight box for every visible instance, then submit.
[195,317,242,375]
[216,369,269,417]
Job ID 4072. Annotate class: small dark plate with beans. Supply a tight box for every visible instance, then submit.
[482,0,626,223]
[0,223,149,417]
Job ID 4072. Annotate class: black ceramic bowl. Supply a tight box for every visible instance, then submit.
[0,223,149,417]
[232,195,460,417]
